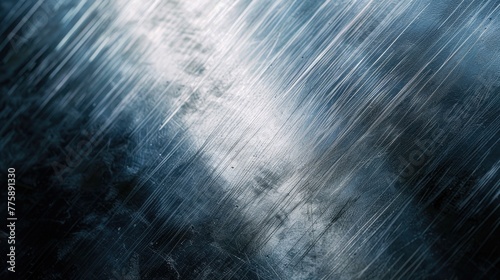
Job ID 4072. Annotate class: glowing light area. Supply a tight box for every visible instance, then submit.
[105,0,500,278]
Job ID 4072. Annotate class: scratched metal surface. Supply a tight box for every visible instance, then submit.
[0,0,499,279]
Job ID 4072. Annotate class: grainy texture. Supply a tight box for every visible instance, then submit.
[0,0,499,279]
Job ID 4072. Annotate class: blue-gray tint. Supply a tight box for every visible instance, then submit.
[1,0,499,279]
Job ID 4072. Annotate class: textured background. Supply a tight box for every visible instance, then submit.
[1,0,499,279]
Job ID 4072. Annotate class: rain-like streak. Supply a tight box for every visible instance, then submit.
[0,0,499,279]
